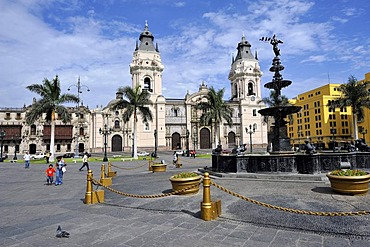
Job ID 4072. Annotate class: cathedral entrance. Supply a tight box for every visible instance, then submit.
[199,128,211,149]
[228,132,236,148]
[78,143,85,153]
[112,135,123,152]
[29,144,36,154]
[172,133,181,150]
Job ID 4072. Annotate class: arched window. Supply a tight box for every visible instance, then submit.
[234,84,238,99]
[30,125,36,135]
[79,127,84,136]
[248,82,254,96]
[144,77,152,92]
[114,120,120,128]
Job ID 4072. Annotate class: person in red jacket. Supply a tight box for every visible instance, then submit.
[45,164,55,185]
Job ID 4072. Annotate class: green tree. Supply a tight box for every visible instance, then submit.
[330,76,370,140]
[109,85,153,158]
[26,75,79,162]
[196,87,233,147]
[258,90,290,107]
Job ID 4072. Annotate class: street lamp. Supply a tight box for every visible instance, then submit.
[99,124,112,162]
[68,77,90,158]
[331,127,336,152]
[245,124,256,153]
[153,129,158,158]
[186,129,190,157]
[11,135,18,160]
[361,129,368,141]
[0,129,6,162]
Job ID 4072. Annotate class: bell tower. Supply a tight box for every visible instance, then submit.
[130,21,164,99]
[228,35,262,102]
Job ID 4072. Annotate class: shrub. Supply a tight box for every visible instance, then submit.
[330,169,368,176]
[172,172,199,178]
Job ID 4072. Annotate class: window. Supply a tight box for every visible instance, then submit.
[56,144,61,152]
[247,82,255,96]
[114,120,120,128]
[30,125,36,135]
[252,109,257,116]
[79,127,84,136]
[253,123,257,130]
[143,77,153,92]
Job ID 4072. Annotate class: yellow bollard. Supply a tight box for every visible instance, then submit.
[200,172,221,221]
[84,170,105,204]
[107,162,117,177]
[100,164,112,186]
[84,170,93,204]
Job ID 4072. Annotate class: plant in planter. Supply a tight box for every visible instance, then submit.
[151,163,167,172]
[327,169,370,195]
[169,172,202,195]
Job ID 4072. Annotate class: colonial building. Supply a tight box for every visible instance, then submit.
[0,23,268,157]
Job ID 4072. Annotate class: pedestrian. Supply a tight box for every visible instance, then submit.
[45,152,50,163]
[172,151,178,167]
[55,157,66,186]
[45,164,55,185]
[190,150,196,158]
[24,151,31,168]
[79,152,90,171]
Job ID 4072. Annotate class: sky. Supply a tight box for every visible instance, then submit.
[1,0,370,109]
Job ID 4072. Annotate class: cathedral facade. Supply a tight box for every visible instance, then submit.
[0,23,268,156]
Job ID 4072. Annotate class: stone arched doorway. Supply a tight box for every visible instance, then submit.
[172,133,181,150]
[112,135,123,152]
[199,128,211,149]
[29,144,36,154]
[228,132,236,148]
[78,143,85,153]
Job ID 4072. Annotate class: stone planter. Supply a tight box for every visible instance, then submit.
[169,175,202,195]
[151,164,167,173]
[327,172,370,195]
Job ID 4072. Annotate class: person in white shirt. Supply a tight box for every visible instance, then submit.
[24,152,31,168]
[79,152,90,171]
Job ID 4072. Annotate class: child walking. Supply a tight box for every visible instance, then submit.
[45,164,55,185]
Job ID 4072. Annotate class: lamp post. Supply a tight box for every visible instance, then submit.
[331,127,336,152]
[99,124,112,162]
[245,124,256,153]
[11,136,18,160]
[0,129,6,162]
[153,129,158,158]
[186,129,190,157]
[68,77,90,158]
[361,129,368,141]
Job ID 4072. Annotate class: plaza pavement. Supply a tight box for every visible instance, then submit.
[1,152,370,246]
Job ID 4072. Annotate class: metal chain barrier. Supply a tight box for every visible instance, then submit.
[92,178,202,198]
[110,163,147,170]
[210,181,370,217]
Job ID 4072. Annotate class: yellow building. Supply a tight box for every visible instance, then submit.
[287,84,352,150]
[357,72,370,143]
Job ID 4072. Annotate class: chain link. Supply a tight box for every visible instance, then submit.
[210,181,370,217]
[92,178,202,198]
[110,163,147,170]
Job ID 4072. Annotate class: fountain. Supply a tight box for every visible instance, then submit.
[258,35,301,153]
[211,35,370,175]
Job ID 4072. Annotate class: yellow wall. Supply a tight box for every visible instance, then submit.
[287,84,352,149]
[357,72,370,143]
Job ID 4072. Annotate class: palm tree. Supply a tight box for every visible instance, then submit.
[109,85,153,159]
[258,90,290,107]
[26,75,79,162]
[331,75,370,140]
[196,87,233,147]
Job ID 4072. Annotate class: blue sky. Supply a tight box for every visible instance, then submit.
[1,0,369,108]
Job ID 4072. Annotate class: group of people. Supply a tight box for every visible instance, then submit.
[45,157,67,186]
[21,151,90,186]
[43,152,89,186]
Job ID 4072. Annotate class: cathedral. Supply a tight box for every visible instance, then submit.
[0,23,268,156]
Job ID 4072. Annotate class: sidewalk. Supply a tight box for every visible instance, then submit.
[1,157,370,246]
